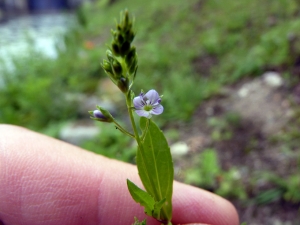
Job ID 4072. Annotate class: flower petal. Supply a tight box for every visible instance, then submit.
[144,89,160,104]
[133,96,144,109]
[135,109,152,118]
[93,110,106,119]
[151,104,164,115]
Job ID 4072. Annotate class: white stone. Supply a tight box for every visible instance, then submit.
[170,141,189,156]
[263,71,283,87]
[237,86,249,98]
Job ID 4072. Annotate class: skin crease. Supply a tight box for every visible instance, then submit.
[0,125,239,225]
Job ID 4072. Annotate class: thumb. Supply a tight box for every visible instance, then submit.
[0,125,239,225]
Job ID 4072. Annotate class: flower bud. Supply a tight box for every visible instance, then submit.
[123,10,130,29]
[102,59,112,73]
[125,46,136,66]
[112,59,122,77]
[90,107,114,123]
[125,30,135,43]
[120,41,131,56]
[93,110,105,119]
[129,57,138,74]
[117,77,129,93]
[89,110,112,123]
[111,42,120,56]
[117,34,124,44]
[106,50,114,62]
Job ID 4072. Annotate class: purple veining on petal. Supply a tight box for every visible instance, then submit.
[133,95,145,109]
[151,105,164,115]
[144,89,160,104]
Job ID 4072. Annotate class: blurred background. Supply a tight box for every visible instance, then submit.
[1,0,300,224]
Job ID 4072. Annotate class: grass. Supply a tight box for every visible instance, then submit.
[2,0,300,128]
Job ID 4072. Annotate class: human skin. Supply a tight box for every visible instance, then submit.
[0,125,239,225]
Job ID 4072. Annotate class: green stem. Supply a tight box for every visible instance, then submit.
[113,120,135,138]
[125,92,141,144]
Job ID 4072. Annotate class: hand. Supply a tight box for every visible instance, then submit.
[0,125,239,225]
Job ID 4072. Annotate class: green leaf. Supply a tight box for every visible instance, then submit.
[136,118,174,222]
[132,217,147,225]
[127,179,155,216]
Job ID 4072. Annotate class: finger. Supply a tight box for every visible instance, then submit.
[0,125,239,225]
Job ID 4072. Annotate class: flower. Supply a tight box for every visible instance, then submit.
[133,89,164,118]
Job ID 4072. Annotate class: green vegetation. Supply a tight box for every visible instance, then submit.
[82,123,136,163]
[185,148,247,200]
[2,0,300,128]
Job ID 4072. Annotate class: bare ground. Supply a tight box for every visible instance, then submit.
[171,76,300,225]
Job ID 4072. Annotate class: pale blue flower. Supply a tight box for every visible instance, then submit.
[133,89,164,118]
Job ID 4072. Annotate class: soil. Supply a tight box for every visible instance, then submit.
[171,76,300,225]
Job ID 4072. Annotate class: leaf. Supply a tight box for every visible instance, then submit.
[132,217,147,225]
[127,179,155,216]
[136,118,174,221]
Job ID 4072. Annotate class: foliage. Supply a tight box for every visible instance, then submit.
[256,172,300,205]
[2,0,300,130]
[0,51,76,129]
[185,148,247,200]
[131,217,146,225]
[134,118,173,222]
[0,24,103,130]
[81,123,136,163]
[185,148,220,189]
[207,113,241,141]
[215,167,247,201]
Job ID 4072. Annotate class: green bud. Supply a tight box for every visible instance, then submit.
[112,42,120,56]
[124,10,130,29]
[106,50,114,62]
[97,106,114,123]
[117,77,129,93]
[112,59,122,77]
[111,29,117,38]
[132,65,138,81]
[120,41,131,56]
[129,57,138,74]
[125,46,136,65]
[117,34,124,44]
[125,30,135,43]
[102,59,112,73]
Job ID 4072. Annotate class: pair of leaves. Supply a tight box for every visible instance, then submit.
[127,179,166,218]
[127,118,174,222]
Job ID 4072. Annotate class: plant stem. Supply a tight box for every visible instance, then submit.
[113,120,135,138]
[125,91,141,144]
[125,90,169,223]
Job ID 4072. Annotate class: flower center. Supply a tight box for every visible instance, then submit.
[143,104,153,112]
